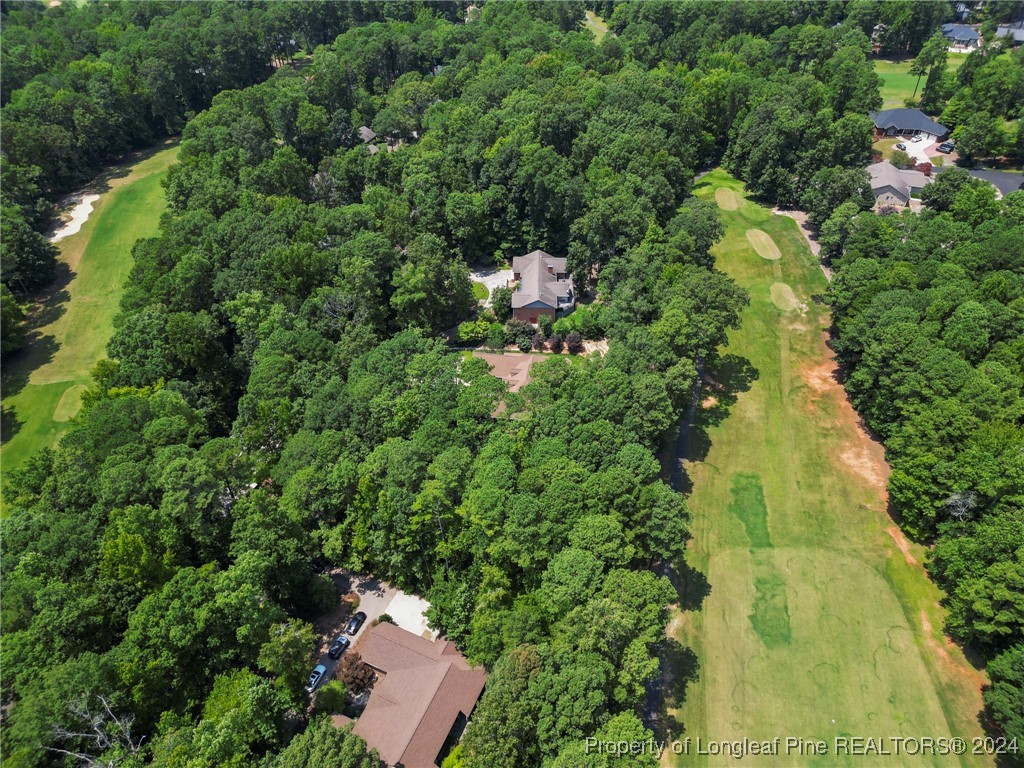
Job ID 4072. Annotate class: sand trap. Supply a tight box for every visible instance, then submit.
[746,229,781,260]
[50,193,100,242]
[770,282,800,311]
[53,383,89,422]
[715,187,738,211]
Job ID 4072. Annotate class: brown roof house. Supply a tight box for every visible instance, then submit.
[339,623,486,768]
[867,161,933,207]
[511,250,574,324]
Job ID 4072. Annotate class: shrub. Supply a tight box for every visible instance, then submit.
[456,319,489,345]
[548,334,564,353]
[532,332,546,351]
[552,303,605,339]
[338,652,374,693]
[491,285,513,322]
[375,613,395,625]
[504,319,534,348]
[312,680,347,716]
[537,314,553,336]
[485,323,506,349]
[566,331,584,354]
[890,149,913,169]
[517,337,532,353]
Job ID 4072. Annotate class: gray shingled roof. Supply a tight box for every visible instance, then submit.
[997,24,1024,42]
[869,108,948,136]
[942,23,980,41]
[868,161,932,199]
[510,250,572,309]
[358,126,377,143]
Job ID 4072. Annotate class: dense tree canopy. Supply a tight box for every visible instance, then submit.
[829,188,1024,743]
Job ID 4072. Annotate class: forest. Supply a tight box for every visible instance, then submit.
[1,1,1022,767]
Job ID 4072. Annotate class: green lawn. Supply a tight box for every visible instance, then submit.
[472,281,489,301]
[584,10,609,43]
[1,142,179,482]
[874,54,967,109]
[665,170,991,767]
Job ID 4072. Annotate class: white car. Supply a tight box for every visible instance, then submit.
[910,135,924,143]
[895,142,907,151]
[305,664,327,693]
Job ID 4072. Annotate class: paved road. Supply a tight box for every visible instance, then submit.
[935,165,1024,196]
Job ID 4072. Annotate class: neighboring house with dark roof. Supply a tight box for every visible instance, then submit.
[868,161,933,206]
[869,108,949,141]
[941,23,981,47]
[510,250,574,324]
[335,623,486,768]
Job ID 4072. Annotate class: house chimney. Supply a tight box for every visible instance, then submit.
[918,162,932,176]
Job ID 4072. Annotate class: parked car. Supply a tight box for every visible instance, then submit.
[909,135,923,143]
[328,636,350,659]
[345,611,367,636]
[895,142,907,151]
[305,664,327,693]
[937,141,955,153]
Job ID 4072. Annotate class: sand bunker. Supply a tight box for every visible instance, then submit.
[50,193,100,242]
[715,187,739,211]
[746,229,781,260]
[53,383,88,423]
[770,282,800,311]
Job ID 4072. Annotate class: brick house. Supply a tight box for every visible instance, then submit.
[510,250,574,324]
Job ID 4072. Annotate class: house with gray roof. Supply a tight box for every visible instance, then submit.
[942,23,981,47]
[869,108,949,141]
[510,250,574,324]
[996,21,1024,45]
[868,161,933,206]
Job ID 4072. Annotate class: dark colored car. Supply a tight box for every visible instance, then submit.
[345,611,367,636]
[328,636,350,659]
[937,142,955,153]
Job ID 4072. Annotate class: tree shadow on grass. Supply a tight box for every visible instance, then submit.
[670,353,759,494]
[1,405,24,445]
[669,558,712,612]
[657,638,701,741]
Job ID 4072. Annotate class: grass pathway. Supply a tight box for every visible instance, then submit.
[664,170,990,767]
[1,142,179,479]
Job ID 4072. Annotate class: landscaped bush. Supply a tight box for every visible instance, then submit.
[565,331,585,354]
[548,334,564,353]
[537,314,553,336]
[491,285,513,322]
[504,319,534,349]
[457,319,490,345]
[552,303,606,339]
[485,323,506,349]
[532,332,546,351]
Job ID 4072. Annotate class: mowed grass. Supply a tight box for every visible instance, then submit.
[584,10,609,43]
[875,54,967,108]
[666,170,991,767]
[472,281,489,301]
[1,142,179,480]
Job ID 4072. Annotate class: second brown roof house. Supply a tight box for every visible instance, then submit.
[340,623,486,768]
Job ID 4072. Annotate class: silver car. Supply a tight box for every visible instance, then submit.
[305,664,327,693]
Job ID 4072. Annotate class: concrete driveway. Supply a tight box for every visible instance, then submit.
[469,266,512,307]
[903,136,934,165]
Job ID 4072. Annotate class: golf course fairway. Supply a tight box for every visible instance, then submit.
[666,171,991,767]
[1,142,179,481]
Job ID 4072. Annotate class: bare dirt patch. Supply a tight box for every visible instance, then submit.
[770,282,801,312]
[920,610,989,691]
[715,187,739,211]
[746,228,781,260]
[887,525,918,567]
[701,395,719,409]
